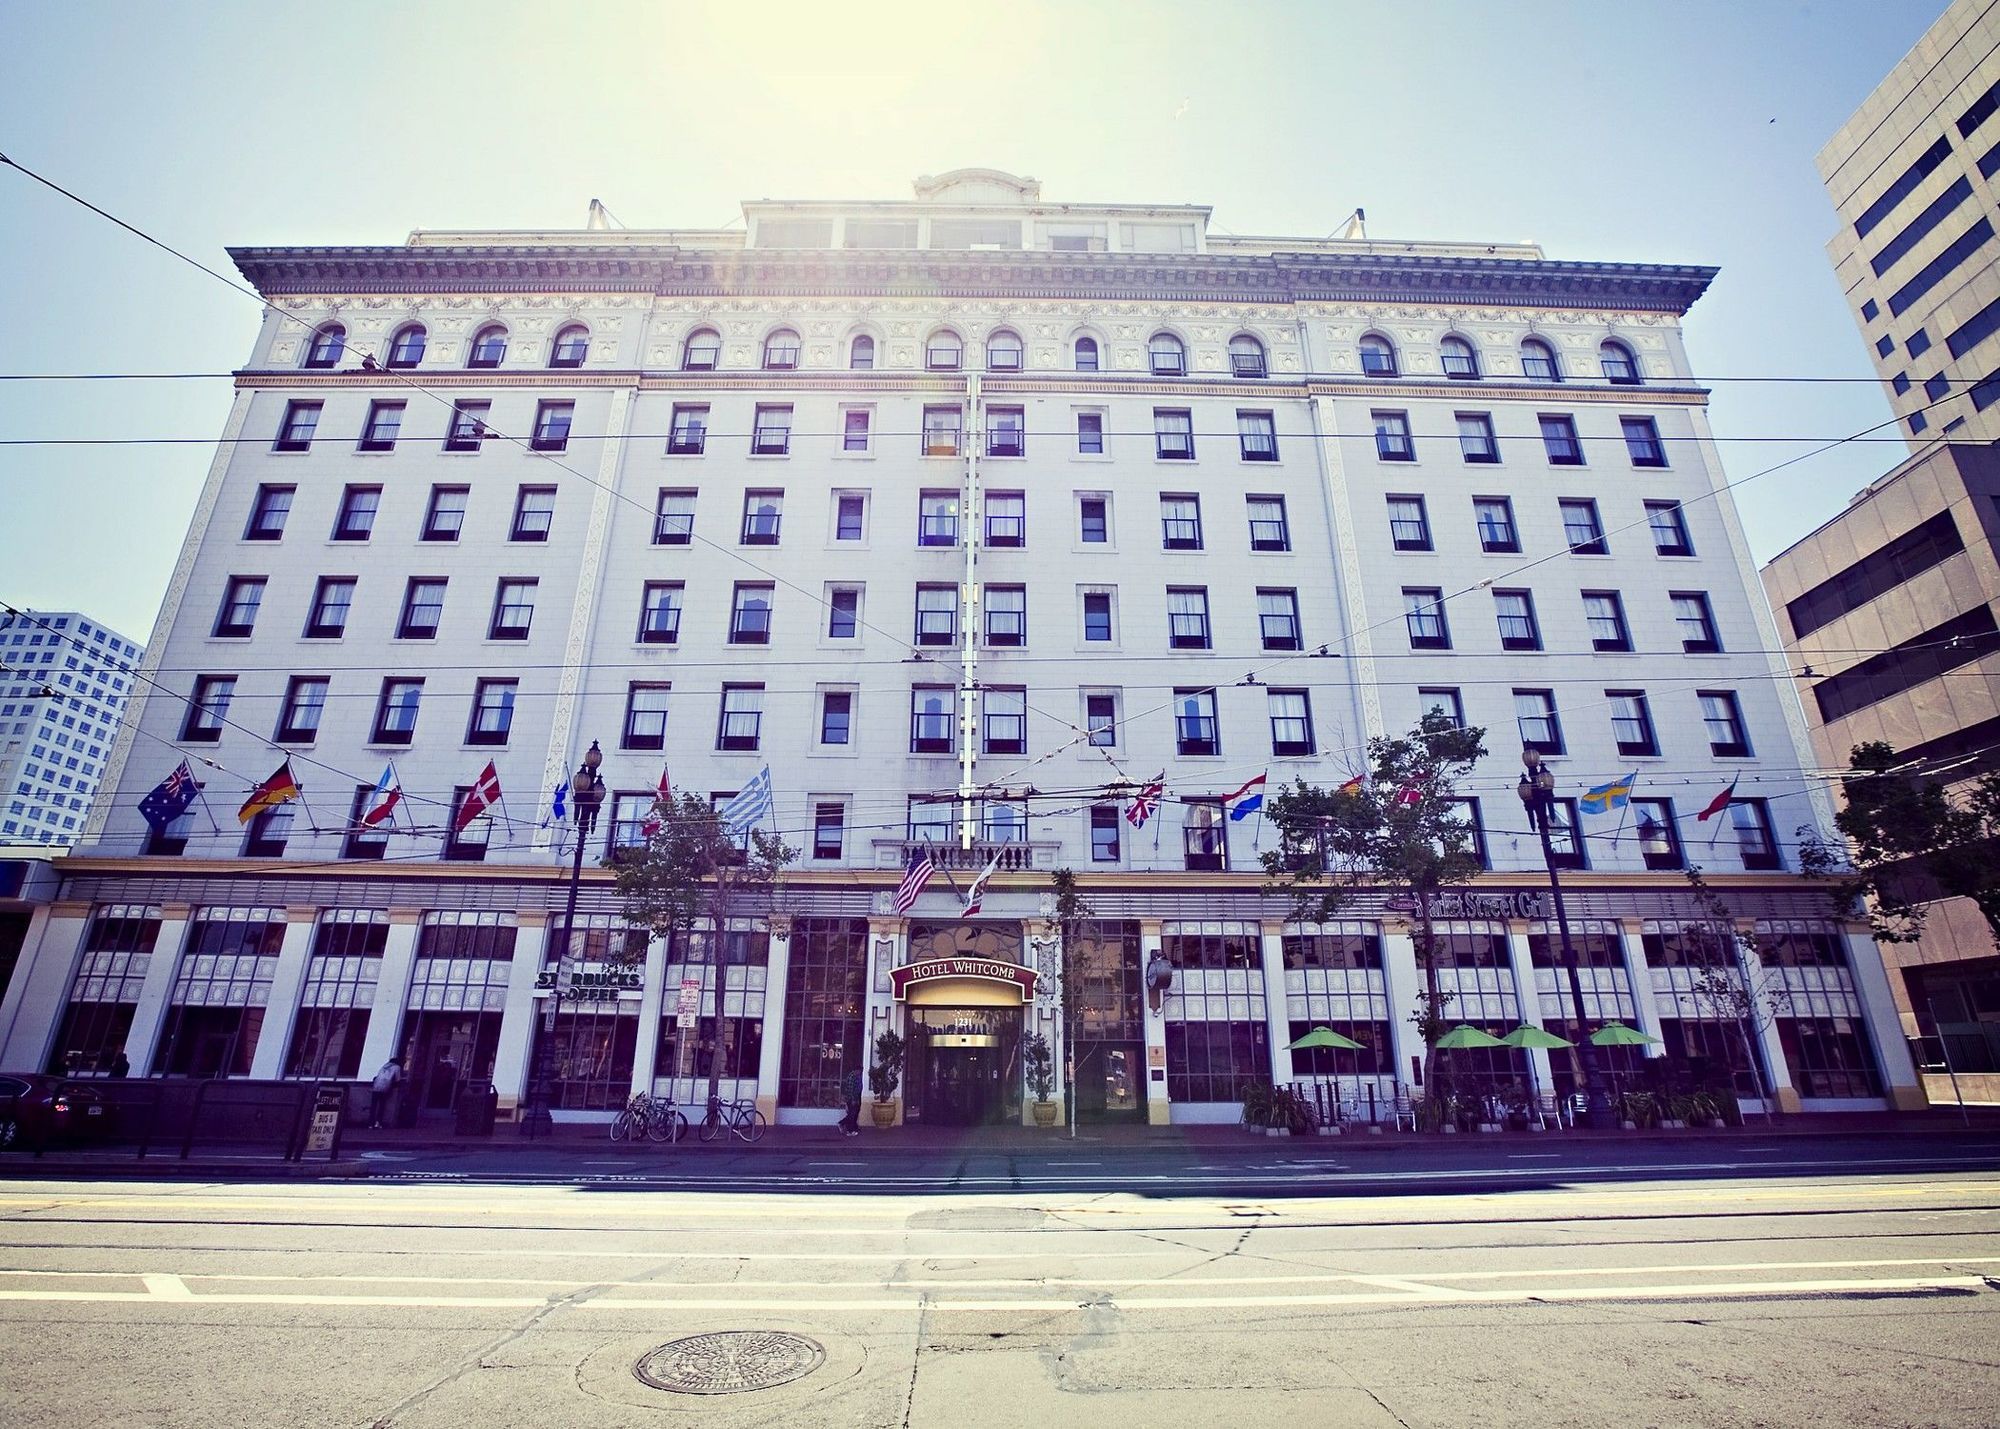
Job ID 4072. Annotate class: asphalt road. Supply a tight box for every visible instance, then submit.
[3,1141,1999,1426]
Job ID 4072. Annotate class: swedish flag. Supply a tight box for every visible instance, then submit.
[1579,771,1637,816]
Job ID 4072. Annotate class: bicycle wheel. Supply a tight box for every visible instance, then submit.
[610,1109,636,1142]
[672,1111,689,1143]
[698,1109,723,1142]
[736,1108,767,1144]
[645,1106,675,1143]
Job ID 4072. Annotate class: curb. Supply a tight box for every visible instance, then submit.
[0,1156,370,1179]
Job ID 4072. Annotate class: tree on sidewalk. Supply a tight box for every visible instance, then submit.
[1678,866,1791,1124]
[1040,867,1093,1137]
[1259,710,1487,1091]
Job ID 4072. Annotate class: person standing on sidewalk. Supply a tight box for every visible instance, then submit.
[838,1063,863,1137]
[369,1057,403,1129]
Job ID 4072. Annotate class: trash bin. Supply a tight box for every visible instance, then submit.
[454,1080,498,1136]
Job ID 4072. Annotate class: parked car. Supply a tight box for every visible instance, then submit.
[0,1074,114,1151]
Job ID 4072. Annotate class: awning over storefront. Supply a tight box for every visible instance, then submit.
[891,957,1037,1006]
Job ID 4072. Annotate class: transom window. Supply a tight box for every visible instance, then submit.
[1600,339,1641,384]
[1149,332,1186,375]
[682,328,721,370]
[1520,338,1561,382]
[467,324,508,368]
[1359,334,1398,376]
[986,330,1023,371]
[1440,335,1479,379]
[925,330,963,371]
[762,328,801,369]
[304,324,345,369]
[1229,334,1267,377]
[550,324,589,368]
[387,324,426,368]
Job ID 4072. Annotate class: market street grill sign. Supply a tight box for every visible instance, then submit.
[1384,890,1555,920]
[890,957,1038,1003]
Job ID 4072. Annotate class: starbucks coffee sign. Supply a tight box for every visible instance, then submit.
[891,957,1038,1003]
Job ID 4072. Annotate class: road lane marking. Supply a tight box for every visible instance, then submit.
[139,1273,192,1300]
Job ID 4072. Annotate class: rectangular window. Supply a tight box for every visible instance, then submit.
[668,404,708,455]
[1457,412,1498,463]
[1646,501,1694,556]
[332,486,380,541]
[1078,496,1109,544]
[914,585,957,646]
[1539,414,1583,464]
[275,400,321,451]
[1257,588,1302,650]
[1419,687,1463,727]
[1154,409,1194,460]
[621,682,670,751]
[985,492,1025,547]
[840,408,871,453]
[1160,495,1203,550]
[1246,495,1289,551]
[985,586,1026,647]
[819,690,852,746]
[1608,690,1658,757]
[826,587,860,640]
[1082,591,1114,643]
[1174,688,1220,755]
[982,687,1027,754]
[275,677,328,743]
[214,576,265,638]
[922,405,962,456]
[1548,498,1604,556]
[443,787,491,860]
[1583,591,1631,652]
[918,492,959,547]
[1854,135,1952,238]
[834,492,866,541]
[1373,410,1414,460]
[1671,592,1721,653]
[445,399,489,451]
[1493,589,1540,650]
[717,685,763,750]
[987,406,1025,457]
[1515,689,1563,755]
[423,485,468,542]
[1474,496,1519,553]
[1268,689,1314,756]
[1090,805,1121,862]
[812,803,846,861]
[1167,587,1211,649]
[1404,588,1449,649]
[1183,801,1228,871]
[639,582,683,644]
[1890,217,1994,318]
[910,687,954,753]
[1621,416,1666,466]
[467,679,516,746]
[1387,495,1431,551]
[305,577,356,639]
[245,484,293,540]
[1621,798,1680,869]
[488,579,536,640]
[1543,799,1586,869]
[1731,799,1780,870]
[751,405,792,455]
[371,679,421,744]
[1077,411,1106,454]
[358,400,404,451]
[510,485,556,541]
[1783,510,1961,639]
[341,787,389,859]
[1237,411,1278,461]
[1085,691,1118,747]
[729,584,773,644]
[531,400,574,452]
[741,490,783,544]
[397,578,446,640]
[1699,690,1751,758]
[654,489,695,545]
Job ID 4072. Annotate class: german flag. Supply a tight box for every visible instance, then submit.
[238,760,301,824]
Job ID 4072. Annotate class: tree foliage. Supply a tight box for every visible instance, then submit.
[1798,740,2000,949]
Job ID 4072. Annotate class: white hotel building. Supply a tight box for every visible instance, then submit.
[0,170,1923,1124]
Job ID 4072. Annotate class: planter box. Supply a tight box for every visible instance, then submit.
[1477,1123,1503,1134]
[1265,1126,1290,1137]
[1367,1124,1385,1135]
[1032,1101,1059,1127]
[870,1100,898,1130]
[1317,1125,1341,1136]
[1660,1119,1685,1129]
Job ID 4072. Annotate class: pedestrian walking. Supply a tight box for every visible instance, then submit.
[369,1056,403,1129]
[838,1063,864,1137]
[107,1050,130,1078]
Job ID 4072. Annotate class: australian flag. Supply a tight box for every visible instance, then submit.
[137,760,200,831]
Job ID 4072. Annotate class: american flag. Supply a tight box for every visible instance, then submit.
[1125,772,1166,828]
[893,846,935,916]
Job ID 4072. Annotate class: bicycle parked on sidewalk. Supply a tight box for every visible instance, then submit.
[694,1095,767,1144]
[609,1091,688,1144]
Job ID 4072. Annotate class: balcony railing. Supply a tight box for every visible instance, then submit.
[873,838,1058,872]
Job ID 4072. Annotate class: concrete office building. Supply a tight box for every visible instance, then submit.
[0,611,143,849]
[0,170,1921,1121]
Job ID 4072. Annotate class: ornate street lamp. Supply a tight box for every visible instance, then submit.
[520,740,605,1137]
[1516,747,1614,1129]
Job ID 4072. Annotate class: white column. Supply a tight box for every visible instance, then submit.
[248,908,319,1080]
[863,919,904,1125]
[127,904,194,1075]
[491,914,549,1113]
[1260,922,1292,1086]
[629,931,667,1096]
[1620,918,1668,1047]
[1501,926,1554,1098]
[357,910,422,1072]
[754,919,792,1120]
[1141,920,1169,1125]
[1843,925,1925,1109]
[0,903,84,1071]
[1379,926,1423,1092]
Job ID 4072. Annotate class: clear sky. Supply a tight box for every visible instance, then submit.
[0,0,1945,641]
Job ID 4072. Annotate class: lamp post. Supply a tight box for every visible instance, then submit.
[520,740,605,1138]
[1516,747,1614,1129]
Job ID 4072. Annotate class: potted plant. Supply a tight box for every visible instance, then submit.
[1024,1032,1059,1127]
[868,1028,905,1129]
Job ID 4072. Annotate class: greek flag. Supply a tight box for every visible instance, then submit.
[718,766,774,838]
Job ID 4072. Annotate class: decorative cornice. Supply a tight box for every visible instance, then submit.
[229,245,1719,316]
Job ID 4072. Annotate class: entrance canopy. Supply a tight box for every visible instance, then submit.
[891,957,1037,1005]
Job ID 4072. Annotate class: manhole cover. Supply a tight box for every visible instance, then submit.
[634,1331,825,1396]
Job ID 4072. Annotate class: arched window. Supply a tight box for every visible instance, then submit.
[1229,334,1267,377]
[682,328,721,371]
[1074,336,1100,372]
[1358,333,1398,377]
[304,324,345,369]
[849,334,875,370]
[549,324,589,368]
[986,329,1024,371]
[762,328,801,370]
[386,324,426,369]
[1520,338,1561,382]
[1440,335,1479,380]
[1600,339,1641,385]
[1148,331,1186,376]
[467,324,508,369]
[925,330,962,371]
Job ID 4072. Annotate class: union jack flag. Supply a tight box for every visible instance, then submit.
[1125,772,1166,828]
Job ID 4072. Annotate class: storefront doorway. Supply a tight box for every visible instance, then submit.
[906,1006,1022,1126]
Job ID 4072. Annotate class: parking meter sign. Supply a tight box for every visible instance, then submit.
[676,978,700,1029]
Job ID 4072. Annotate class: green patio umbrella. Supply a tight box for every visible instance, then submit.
[1433,1025,1509,1050]
[1590,1022,1660,1047]
[1288,1025,1366,1051]
[1500,1024,1574,1050]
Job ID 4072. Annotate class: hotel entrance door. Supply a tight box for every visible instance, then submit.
[905,1006,1022,1126]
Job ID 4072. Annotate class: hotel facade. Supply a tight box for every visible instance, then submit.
[0,170,1923,1125]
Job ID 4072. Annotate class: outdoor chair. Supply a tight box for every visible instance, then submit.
[1391,1091,1418,1131]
